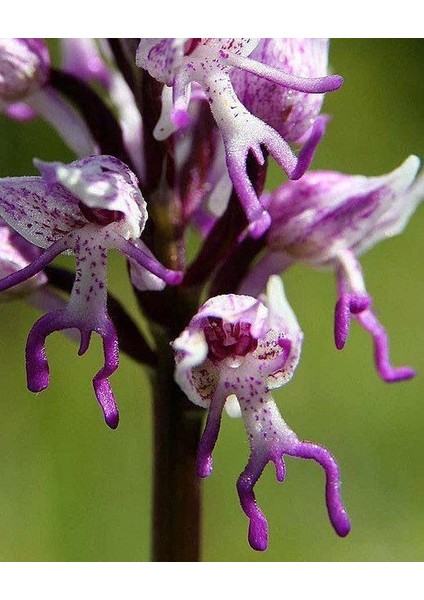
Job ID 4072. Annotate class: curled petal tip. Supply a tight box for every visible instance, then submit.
[248,516,268,552]
[384,366,416,383]
[334,514,351,538]
[27,376,49,394]
[105,411,119,430]
[328,74,344,91]
[335,334,347,351]
[197,455,213,478]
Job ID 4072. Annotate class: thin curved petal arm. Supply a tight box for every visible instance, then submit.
[222,50,343,93]
[113,234,183,286]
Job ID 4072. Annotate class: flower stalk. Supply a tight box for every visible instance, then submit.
[150,327,204,562]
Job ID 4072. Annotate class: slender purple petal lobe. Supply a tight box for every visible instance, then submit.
[136,38,341,237]
[172,276,350,550]
[334,290,371,350]
[242,155,423,382]
[286,441,350,537]
[355,309,416,383]
[0,155,181,426]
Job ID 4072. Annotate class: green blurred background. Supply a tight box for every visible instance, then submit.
[0,39,423,562]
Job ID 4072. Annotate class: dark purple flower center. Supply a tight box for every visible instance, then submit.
[204,317,257,363]
[78,202,123,226]
[184,39,202,56]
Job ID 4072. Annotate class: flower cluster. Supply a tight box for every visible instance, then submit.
[0,38,422,556]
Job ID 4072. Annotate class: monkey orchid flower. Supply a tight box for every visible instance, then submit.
[0,155,182,428]
[136,38,342,238]
[241,155,423,383]
[172,276,350,551]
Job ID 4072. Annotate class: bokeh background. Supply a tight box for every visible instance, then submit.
[0,39,423,562]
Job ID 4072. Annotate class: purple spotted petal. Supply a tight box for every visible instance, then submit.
[267,155,421,259]
[0,177,85,248]
[136,38,188,86]
[231,39,338,142]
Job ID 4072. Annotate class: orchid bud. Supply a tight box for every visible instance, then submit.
[0,38,49,102]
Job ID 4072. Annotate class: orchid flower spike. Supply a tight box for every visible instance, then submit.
[241,155,423,383]
[172,276,350,551]
[136,38,342,238]
[0,38,96,156]
[0,155,182,428]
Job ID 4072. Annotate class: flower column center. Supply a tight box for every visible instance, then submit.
[204,317,258,366]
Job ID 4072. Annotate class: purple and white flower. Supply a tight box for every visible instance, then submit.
[231,38,333,143]
[241,155,423,382]
[0,155,182,428]
[136,38,342,238]
[172,276,350,550]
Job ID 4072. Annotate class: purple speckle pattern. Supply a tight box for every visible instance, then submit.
[231,39,332,142]
[136,38,340,237]
[0,177,85,248]
[242,156,421,382]
[172,280,349,551]
[0,156,182,425]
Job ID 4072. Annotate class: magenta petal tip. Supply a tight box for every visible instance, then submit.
[328,74,344,91]
[334,513,351,538]
[197,455,213,478]
[104,410,119,430]
[384,366,416,383]
[248,516,268,552]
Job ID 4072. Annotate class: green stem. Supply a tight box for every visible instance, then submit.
[150,333,203,562]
